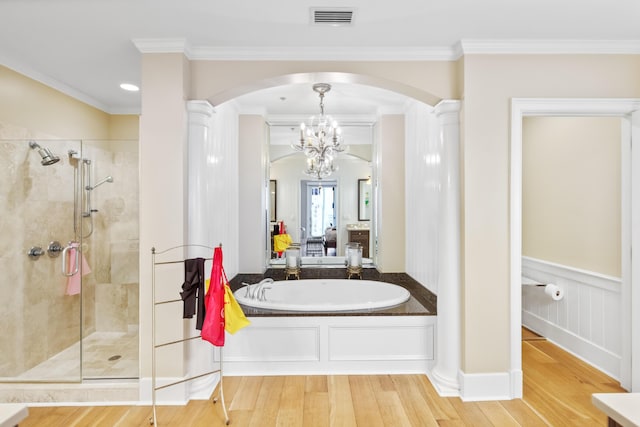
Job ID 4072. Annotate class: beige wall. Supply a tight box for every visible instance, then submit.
[0,65,139,140]
[108,114,139,140]
[523,116,621,277]
[377,115,406,272]
[461,54,640,373]
[238,115,268,272]
[0,65,110,139]
[191,61,460,106]
[136,53,640,381]
[139,53,190,377]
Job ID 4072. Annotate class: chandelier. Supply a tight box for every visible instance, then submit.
[292,83,344,180]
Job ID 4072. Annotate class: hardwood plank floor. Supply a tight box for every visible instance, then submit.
[18,334,626,426]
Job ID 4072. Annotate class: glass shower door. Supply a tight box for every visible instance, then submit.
[0,139,82,382]
[80,139,139,380]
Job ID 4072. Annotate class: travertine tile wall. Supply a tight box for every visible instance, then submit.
[0,124,139,378]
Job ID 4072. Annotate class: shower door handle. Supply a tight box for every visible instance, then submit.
[61,243,79,277]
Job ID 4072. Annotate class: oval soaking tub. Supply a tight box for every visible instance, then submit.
[234,279,410,312]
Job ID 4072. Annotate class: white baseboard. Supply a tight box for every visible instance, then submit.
[139,374,219,405]
[522,312,621,379]
[458,371,512,401]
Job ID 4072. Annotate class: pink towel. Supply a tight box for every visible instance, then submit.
[65,243,92,296]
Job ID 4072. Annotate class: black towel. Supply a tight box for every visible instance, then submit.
[179,257,206,330]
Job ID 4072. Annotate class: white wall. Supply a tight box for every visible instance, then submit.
[405,101,440,293]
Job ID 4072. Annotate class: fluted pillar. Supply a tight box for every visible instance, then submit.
[430,100,462,395]
[185,100,217,398]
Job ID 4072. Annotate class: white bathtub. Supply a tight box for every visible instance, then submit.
[234,279,410,312]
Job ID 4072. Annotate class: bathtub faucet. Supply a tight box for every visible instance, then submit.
[243,278,274,300]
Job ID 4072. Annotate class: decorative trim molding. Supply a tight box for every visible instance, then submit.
[132,38,191,54]
[510,97,640,397]
[522,256,621,291]
[512,98,640,117]
[458,371,512,401]
[522,312,622,380]
[0,52,111,113]
[460,39,640,55]
[521,256,623,380]
[132,38,640,61]
[139,375,219,404]
[220,316,435,376]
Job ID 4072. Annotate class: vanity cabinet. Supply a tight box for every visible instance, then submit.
[348,229,369,258]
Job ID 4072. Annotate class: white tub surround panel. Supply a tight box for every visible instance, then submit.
[404,101,440,293]
[522,256,622,379]
[220,316,435,375]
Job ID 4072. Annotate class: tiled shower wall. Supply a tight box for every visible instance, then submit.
[0,122,138,378]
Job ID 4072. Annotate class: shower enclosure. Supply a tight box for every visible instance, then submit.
[0,138,139,383]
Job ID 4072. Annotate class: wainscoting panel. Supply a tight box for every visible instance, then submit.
[328,325,434,361]
[522,256,622,379]
[221,316,435,376]
[223,326,320,362]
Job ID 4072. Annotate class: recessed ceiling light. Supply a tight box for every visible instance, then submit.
[120,83,139,92]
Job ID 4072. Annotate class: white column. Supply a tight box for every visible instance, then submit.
[430,100,462,396]
[185,100,218,399]
[187,100,215,247]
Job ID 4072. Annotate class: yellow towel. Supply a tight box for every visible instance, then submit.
[224,284,250,334]
[273,233,292,252]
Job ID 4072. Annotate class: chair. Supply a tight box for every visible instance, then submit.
[323,226,337,256]
[306,237,324,257]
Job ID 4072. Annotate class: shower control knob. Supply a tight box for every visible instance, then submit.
[47,241,63,258]
[27,246,45,260]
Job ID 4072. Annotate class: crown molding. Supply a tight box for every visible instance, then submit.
[132,38,193,55]
[133,38,640,60]
[459,39,640,55]
[132,39,457,61]
[0,52,111,112]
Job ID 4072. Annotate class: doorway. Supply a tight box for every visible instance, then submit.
[510,98,640,395]
[301,180,337,256]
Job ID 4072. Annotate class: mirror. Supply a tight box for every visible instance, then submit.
[269,180,277,222]
[358,178,372,221]
[268,124,374,266]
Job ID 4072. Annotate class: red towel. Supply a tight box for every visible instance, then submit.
[201,247,225,346]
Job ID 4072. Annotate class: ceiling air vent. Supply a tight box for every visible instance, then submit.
[311,8,354,26]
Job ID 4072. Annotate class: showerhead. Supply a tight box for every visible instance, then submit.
[87,175,114,190]
[29,140,60,166]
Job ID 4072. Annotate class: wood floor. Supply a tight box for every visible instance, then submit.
[19,330,626,426]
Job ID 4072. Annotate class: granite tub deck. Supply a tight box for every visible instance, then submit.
[229,269,436,316]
